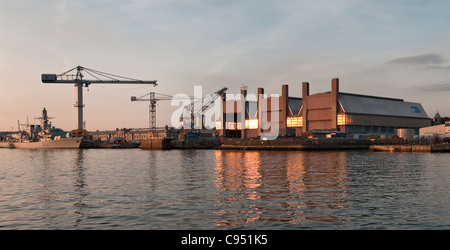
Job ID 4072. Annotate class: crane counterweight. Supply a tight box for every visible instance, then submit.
[42,74,57,82]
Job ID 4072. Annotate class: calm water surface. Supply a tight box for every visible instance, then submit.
[0,148,449,230]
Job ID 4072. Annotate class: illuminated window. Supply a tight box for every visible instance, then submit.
[215,121,222,129]
[245,119,259,129]
[287,116,303,127]
[225,122,237,130]
[337,114,347,125]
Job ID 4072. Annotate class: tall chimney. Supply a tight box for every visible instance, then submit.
[241,85,247,139]
[331,78,339,130]
[302,82,309,133]
[257,87,264,137]
[281,84,289,137]
[220,91,227,136]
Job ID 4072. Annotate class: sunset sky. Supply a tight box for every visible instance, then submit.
[1,0,449,131]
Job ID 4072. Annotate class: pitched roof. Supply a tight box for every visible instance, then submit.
[338,92,429,119]
[288,97,302,116]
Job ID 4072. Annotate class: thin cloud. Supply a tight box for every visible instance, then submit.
[387,53,446,65]
[55,0,68,30]
[420,65,450,71]
[417,82,450,92]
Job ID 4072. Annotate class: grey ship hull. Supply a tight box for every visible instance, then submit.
[0,137,82,149]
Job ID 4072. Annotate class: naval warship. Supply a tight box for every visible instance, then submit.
[0,108,82,149]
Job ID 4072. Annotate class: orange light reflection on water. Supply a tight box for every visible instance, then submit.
[213,150,350,228]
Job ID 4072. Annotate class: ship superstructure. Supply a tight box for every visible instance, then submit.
[0,108,82,149]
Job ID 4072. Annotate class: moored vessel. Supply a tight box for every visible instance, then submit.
[0,108,82,149]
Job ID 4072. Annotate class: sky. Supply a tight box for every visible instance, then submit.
[0,0,449,131]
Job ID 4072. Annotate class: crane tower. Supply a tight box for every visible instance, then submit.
[131,87,227,131]
[181,87,228,129]
[42,66,157,136]
[130,92,190,131]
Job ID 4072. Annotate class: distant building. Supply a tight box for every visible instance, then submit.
[90,127,217,142]
[217,78,431,139]
[433,111,441,125]
[90,127,179,142]
[420,121,450,138]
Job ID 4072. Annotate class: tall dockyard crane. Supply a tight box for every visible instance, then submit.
[131,87,228,131]
[181,87,228,129]
[130,92,191,131]
[42,66,157,136]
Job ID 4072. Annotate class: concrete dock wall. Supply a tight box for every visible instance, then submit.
[431,143,450,152]
[141,138,172,150]
[220,138,371,150]
[171,138,222,149]
[370,143,450,152]
[141,138,221,150]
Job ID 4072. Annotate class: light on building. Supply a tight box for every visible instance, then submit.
[287,116,302,127]
[225,122,238,130]
[337,114,347,125]
[245,119,259,129]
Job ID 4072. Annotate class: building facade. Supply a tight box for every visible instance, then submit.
[419,122,450,138]
[218,78,431,139]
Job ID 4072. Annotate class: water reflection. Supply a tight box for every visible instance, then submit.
[32,150,88,229]
[71,150,88,228]
[214,150,350,228]
[36,150,57,228]
[2,149,449,229]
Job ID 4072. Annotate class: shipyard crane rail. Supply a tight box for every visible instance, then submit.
[130,92,191,131]
[181,87,228,129]
[42,66,157,136]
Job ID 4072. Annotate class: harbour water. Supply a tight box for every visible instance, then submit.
[0,148,449,230]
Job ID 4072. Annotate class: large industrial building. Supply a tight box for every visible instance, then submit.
[218,78,431,139]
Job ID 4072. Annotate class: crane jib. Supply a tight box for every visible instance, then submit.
[42,74,157,85]
[41,66,157,132]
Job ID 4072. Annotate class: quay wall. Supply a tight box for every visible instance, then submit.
[370,143,450,152]
[140,138,221,150]
[141,138,172,150]
[431,143,450,152]
[220,138,371,150]
[171,138,222,149]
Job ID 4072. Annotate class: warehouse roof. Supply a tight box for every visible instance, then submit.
[338,92,429,118]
